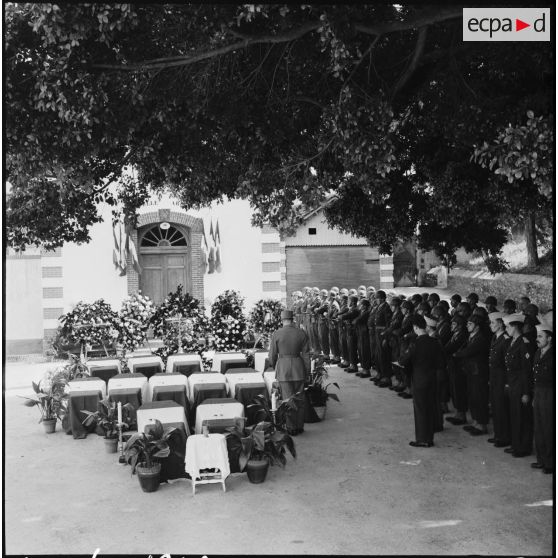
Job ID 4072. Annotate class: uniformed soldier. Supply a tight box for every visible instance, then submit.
[454,314,490,436]
[392,299,414,394]
[341,295,360,373]
[373,290,393,387]
[425,315,445,432]
[309,287,322,354]
[357,285,367,299]
[487,312,511,448]
[268,309,311,436]
[503,313,534,458]
[316,289,330,360]
[399,314,446,447]
[292,291,303,328]
[337,293,350,368]
[300,287,312,333]
[523,303,540,347]
[455,301,472,321]
[384,297,403,387]
[518,296,531,314]
[427,293,440,309]
[367,290,379,380]
[444,315,469,425]
[327,289,341,364]
[531,320,554,474]
[355,298,372,378]
[466,292,479,313]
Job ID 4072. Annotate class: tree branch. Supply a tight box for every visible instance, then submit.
[392,26,428,96]
[92,10,462,72]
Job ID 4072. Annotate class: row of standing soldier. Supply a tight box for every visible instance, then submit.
[290,287,554,471]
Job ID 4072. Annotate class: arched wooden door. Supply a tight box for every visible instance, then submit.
[138,224,191,304]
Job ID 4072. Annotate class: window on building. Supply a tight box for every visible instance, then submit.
[141,225,187,247]
[308,227,317,235]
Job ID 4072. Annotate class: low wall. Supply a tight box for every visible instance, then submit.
[447,268,553,313]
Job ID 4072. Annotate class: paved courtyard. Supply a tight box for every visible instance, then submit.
[4,362,553,555]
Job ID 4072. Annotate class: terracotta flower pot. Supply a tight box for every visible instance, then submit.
[136,462,162,493]
[42,418,57,434]
[104,437,118,453]
[246,458,269,484]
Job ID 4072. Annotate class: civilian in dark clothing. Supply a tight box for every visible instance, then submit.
[450,294,462,317]
[432,305,452,412]
[425,315,444,433]
[454,314,490,436]
[487,312,511,447]
[400,314,445,447]
[466,292,479,313]
[523,304,540,347]
[531,322,554,474]
[503,313,534,458]
[456,301,472,321]
[427,293,440,309]
[445,315,469,425]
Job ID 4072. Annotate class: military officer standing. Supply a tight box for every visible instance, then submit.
[337,292,350,368]
[373,290,393,388]
[341,295,360,373]
[531,320,554,474]
[355,298,372,378]
[316,289,331,360]
[327,289,341,364]
[268,309,311,435]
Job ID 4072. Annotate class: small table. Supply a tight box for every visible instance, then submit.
[137,400,190,436]
[225,372,263,397]
[66,389,102,439]
[211,353,248,374]
[127,356,164,378]
[68,377,107,399]
[147,373,188,401]
[234,382,268,425]
[187,373,227,402]
[195,398,245,434]
[87,358,121,383]
[185,434,230,494]
[166,354,203,376]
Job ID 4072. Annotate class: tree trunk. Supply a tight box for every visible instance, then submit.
[524,212,539,268]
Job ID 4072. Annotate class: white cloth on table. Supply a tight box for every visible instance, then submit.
[108,375,149,403]
[254,352,269,373]
[262,371,278,396]
[166,353,203,374]
[146,374,188,402]
[87,359,121,374]
[67,379,107,398]
[194,401,245,434]
[211,352,247,373]
[127,355,163,374]
[187,373,227,402]
[225,372,264,397]
[184,434,230,480]
[137,403,190,435]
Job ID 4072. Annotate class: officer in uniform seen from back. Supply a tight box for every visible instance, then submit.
[268,309,311,436]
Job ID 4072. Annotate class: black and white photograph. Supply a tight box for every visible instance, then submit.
[3,3,555,556]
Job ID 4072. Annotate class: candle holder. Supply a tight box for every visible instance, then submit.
[118,422,126,464]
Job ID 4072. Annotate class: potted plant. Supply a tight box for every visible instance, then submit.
[81,399,134,453]
[305,357,340,421]
[123,420,178,492]
[20,378,68,433]
[226,419,296,484]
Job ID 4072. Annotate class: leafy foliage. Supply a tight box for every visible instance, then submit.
[81,398,134,439]
[20,377,68,422]
[149,285,208,354]
[305,357,340,407]
[123,419,177,473]
[210,290,248,351]
[5,4,553,268]
[247,299,285,347]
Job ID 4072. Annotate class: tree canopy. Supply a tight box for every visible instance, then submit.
[5,4,553,268]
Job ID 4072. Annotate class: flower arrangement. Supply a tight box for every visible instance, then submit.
[210,290,248,351]
[248,299,285,348]
[58,299,120,356]
[117,292,155,353]
[150,285,209,355]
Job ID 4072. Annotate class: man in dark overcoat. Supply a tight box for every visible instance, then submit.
[268,310,311,435]
[399,314,445,447]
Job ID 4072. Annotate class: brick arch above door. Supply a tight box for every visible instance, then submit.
[127,209,204,303]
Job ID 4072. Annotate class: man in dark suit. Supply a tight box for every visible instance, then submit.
[268,310,311,435]
[400,314,445,447]
[487,311,511,447]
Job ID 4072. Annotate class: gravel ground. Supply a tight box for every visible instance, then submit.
[4,363,553,556]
